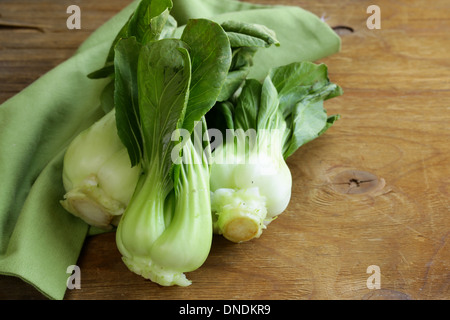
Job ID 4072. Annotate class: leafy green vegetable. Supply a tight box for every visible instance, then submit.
[60,109,141,229]
[87,0,178,118]
[59,0,342,285]
[113,17,233,285]
[221,20,280,48]
[217,20,280,102]
[115,38,194,285]
[113,37,142,167]
[268,61,342,158]
[180,19,232,133]
[88,0,176,80]
[60,12,277,234]
[209,61,342,242]
[127,0,173,43]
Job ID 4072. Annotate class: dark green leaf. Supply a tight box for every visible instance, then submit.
[318,114,341,136]
[213,61,342,159]
[213,22,279,102]
[257,76,280,130]
[87,63,115,79]
[230,47,258,70]
[283,98,328,159]
[215,22,278,101]
[270,62,327,115]
[99,80,115,114]
[233,79,261,130]
[113,37,143,167]
[221,20,280,48]
[180,19,232,133]
[128,0,173,43]
[217,67,250,102]
[137,39,191,175]
[217,47,257,102]
[265,62,342,157]
[87,0,174,80]
[106,16,132,65]
[205,101,234,135]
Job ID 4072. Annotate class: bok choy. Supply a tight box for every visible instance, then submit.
[209,62,342,243]
[60,3,279,231]
[60,109,140,229]
[114,17,231,286]
[59,0,343,286]
[61,0,178,229]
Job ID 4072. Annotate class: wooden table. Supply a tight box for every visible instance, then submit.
[0,0,448,300]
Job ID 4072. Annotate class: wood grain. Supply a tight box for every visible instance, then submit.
[0,0,448,300]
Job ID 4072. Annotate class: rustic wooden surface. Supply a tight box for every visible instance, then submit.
[0,0,449,300]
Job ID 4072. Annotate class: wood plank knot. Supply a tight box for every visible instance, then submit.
[330,170,386,195]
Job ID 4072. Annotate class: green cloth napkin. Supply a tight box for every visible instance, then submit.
[0,0,340,300]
